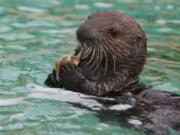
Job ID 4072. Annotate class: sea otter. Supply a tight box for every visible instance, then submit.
[45,11,180,134]
[45,10,147,96]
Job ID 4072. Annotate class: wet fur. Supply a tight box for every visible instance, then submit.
[45,11,147,95]
[44,10,180,135]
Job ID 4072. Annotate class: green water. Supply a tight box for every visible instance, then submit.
[0,0,179,135]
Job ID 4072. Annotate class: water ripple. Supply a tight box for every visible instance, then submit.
[0,97,24,107]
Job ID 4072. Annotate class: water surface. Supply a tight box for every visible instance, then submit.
[0,0,180,135]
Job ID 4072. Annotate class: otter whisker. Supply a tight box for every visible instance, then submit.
[100,41,111,74]
[103,39,117,71]
[85,44,96,66]
[93,45,102,72]
[88,43,99,71]
[99,44,108,75]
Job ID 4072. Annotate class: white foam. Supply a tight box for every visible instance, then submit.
[0,33,35,41]
[18,6,45,13]
[156,19,166,25]
[118,0,138,3]
[156,19,180,25]
[169,20,180,24]
[94,2,113,8]
[26,84,104,110]
[128,119,142,126]
[0,97,24,106]
[9,113,25,120]
[108,104,133,111]
[158,28,173,33]
[75,4,90,10]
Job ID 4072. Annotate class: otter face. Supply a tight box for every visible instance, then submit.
[76,10,147,78]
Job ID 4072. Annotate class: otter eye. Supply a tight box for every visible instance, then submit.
[109,29,119,37]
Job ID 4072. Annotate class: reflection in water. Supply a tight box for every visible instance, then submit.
[0,0,179,135]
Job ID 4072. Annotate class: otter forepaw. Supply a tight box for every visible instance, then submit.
[60,63,83,78]
[59,63,85,91]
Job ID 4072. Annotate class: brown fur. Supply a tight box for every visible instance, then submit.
[45,10,180,135]
[45,10,147,96]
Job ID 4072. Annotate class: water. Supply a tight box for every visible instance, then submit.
[0,0,179,135]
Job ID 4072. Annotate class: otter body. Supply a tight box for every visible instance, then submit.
[45,10,180,135]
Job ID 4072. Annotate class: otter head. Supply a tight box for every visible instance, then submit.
[76,10,147,80]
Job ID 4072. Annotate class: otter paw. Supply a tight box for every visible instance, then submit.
[54,55,81,82]
[59,63,84,90]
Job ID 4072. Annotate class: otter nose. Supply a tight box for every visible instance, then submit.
[76,24,97,42]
